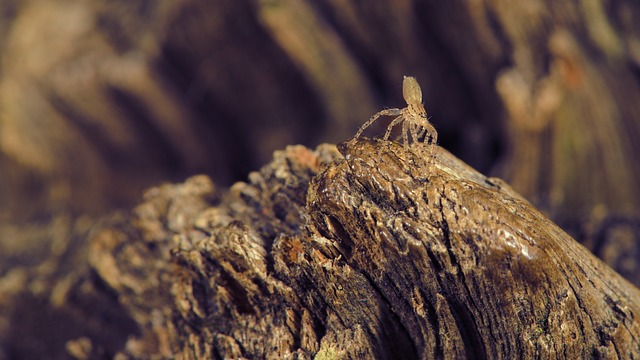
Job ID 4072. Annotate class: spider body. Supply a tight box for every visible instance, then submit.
[352,76,437,156]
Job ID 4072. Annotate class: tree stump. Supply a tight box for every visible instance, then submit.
[77,139,640,358]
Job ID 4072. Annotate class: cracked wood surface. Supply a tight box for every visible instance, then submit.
[84,138,640,358]
[308,139,640,358]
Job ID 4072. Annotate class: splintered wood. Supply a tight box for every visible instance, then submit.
[351,76,438,161]
[309,139,640,359]
[85,141,640,359]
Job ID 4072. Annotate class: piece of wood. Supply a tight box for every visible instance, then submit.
[3,0,640,246]
[82,139,640,358]
[2,0,640,357]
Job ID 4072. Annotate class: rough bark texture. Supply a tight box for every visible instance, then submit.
[4,139,637,359]
[2,0,640,358]
[1,0,639,287]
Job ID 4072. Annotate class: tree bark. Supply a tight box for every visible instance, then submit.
[13,139,633,359]
[2,0,640,358]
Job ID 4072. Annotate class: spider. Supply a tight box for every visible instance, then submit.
[351,76,437,157]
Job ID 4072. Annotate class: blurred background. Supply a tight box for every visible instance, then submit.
[1,0,640,356]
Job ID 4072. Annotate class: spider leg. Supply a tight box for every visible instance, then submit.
[414,125,427,143]
[421,123,438,163]
[382,114,405,140]
[401,116,410,152]
[354,108,402,139]
[422,123,438,146]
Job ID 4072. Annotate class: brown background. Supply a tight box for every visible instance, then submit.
[2,0,640,226]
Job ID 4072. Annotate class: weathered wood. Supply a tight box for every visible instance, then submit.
[2,0,640,357]
[80,139,640,358]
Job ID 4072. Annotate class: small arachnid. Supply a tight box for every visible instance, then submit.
[351,76,438,160]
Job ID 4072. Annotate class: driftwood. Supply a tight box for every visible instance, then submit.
[2,1,640,358]
[2,0,640,239]
[66,139,639,358]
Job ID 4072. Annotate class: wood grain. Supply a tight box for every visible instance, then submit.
[81,139,640,358]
